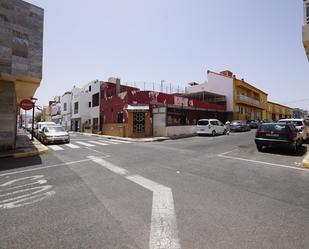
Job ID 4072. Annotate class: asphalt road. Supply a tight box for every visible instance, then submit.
[1,131,309,249]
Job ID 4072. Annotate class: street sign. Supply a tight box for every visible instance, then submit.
[20,99,34,110]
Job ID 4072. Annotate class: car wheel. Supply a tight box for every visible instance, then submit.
[212,130,216,136]
[256,145,263,152]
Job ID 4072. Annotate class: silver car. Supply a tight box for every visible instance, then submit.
[40,125,70,144]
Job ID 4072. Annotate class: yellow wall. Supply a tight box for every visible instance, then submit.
[266,102,292,121]
[232,79,268,120]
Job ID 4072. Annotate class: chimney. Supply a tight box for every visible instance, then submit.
[220,70,233,77]
[116,78,121,95]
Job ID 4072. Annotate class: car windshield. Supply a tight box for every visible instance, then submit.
[197,120,208,126]
[279,120,303,126]
[45,126,65,133]
[259,124,288,132]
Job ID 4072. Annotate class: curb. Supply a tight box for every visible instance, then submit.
[302,152,309,169]
[70,131,170,142]
[13,145,48,159]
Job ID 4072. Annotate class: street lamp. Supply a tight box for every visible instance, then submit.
[30,97,38,141]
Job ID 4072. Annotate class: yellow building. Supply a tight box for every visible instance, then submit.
[267,102,293,121]
[232,74,268,121]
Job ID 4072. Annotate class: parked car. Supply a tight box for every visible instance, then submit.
[246,120,259,129]
[255,123,302,152]
[34,121,56,140]
[26,123,33,132]
[278,118,308,142]
[196,119,226,136]
[40,125,70,144]
[230,120,251,132]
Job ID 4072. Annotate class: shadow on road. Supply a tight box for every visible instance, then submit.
[0,156,42,172]
[259,146,308,157]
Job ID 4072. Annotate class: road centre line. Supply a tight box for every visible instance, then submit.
[218,153,309,172]
[0,157,109,177]
[87,156,181,249]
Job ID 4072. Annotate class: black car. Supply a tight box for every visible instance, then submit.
[255,123,302,152]
[247,120,259,129]
[230,120,251,132]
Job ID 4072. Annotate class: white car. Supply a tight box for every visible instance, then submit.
[196,119,226,136]
[278,118,308,141]
[35,121,56,140]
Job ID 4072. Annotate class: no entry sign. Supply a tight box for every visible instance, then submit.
[19,99,34,110]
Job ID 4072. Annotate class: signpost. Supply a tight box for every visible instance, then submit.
[19,99,36,141]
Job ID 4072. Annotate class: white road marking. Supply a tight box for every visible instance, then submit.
[0,157,109,177]
[0,175,55,209]
[87,156,181,249]
[87,156,128,175]
[88,141,109,146]
[218,153,309,172]
[127,175,180,249]
[99,140,119,145]
[108,139,132,144]
[75,141,95,147]
[65,143,80,149]
[49,145,64,151]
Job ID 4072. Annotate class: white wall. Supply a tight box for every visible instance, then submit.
[80,80,100,128]
[61,92,72,130]
[166,126,197,137]
[71,86,82,120]
[207,72,234,112]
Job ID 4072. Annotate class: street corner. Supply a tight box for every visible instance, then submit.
[13,141,48,159]
[302,152,309,169]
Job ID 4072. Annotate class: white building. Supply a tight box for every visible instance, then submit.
[70,80,101,132]
[71,86,82,132]
[60,91,73,131]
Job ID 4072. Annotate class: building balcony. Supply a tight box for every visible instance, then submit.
[303,23,309,61]
[236,94,261,107]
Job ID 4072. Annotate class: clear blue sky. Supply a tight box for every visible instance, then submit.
[26,0,309,110]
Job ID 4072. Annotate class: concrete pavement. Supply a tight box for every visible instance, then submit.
[1,131,309,249]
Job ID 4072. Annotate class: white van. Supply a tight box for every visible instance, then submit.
[278,118,308,141]
[34,122,56,139]
[196,119,226,136]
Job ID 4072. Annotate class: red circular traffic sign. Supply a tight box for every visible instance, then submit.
[19,99,34,110]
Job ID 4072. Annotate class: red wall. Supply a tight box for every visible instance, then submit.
[100,84,226,124]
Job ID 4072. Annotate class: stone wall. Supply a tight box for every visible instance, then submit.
[0,81,16,150]
[0,0,44,79]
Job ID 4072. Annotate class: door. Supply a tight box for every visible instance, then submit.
[133,112,145,135]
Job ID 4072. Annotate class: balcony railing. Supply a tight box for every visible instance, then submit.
[236,94,261,106]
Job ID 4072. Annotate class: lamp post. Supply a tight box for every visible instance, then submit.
[30,97,38,141]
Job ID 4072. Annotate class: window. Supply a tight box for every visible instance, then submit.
[64,103,67,111]
[197,120,209,126]
[89,85,91,92]
[117,113,123,123]
[210,120,218,126]
[92,93,99,107]
[306,2,309,24]
[74,102,78,114]
[88,102,91,108]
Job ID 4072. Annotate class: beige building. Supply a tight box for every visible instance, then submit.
[266,102,293,121]
[0,0,44,150]
[303,0,309,60]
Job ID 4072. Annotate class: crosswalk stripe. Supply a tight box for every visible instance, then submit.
[108,139,132,144]
[99,140,119,145]
[88,141,108,146]
[49,145,64,151]
[65,143,80,149]
[75,141,95,147]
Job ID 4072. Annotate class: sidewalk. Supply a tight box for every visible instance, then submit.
[0,129,48,159]
[69,131,196,142]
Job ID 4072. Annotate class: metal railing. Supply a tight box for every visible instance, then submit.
[236,94,260,106]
